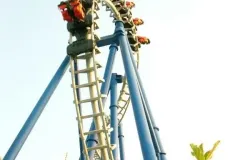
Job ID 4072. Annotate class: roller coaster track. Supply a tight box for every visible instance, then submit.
[69,0,116,159]
[68,0,142,159]
[104,0,141,132]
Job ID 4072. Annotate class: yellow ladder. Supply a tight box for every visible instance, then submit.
[69,0,115,159]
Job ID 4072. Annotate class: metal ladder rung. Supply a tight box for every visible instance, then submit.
[84,129,106,135]
[72,78,104,88]
[74,94,107,104]
[87,145,108,151]
[120,98,128,103]
[118,105,124,109]
[120,90,130,95]
[74,67,95,73]
[74,63,102,74]
[81,112,105,119]
[84,128,113,135]
[76,47,100,59]
[77,53,93,59]
[69,61,102,72]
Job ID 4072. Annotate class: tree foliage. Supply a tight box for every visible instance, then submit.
[190,140,220,160]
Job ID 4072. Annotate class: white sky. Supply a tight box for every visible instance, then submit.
[0,0,240,159]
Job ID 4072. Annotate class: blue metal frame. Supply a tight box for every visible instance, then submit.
[110,73,123,159]
[101,44,118,105]
[86,44,118,159]
[97,35,117,48]
[126,38,167,160]
[118,123,125,160]
[110,73,119,159]
[3,56,70,160]
[3,19,166,160]
[115,21,157,160]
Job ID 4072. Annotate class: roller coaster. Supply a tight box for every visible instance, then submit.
[2,0,166,160]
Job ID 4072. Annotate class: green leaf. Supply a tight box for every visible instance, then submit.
[191,141,220,160]
[204,140,220,160]
[190,143,205,160]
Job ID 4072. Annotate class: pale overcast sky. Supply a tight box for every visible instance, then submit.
[1,0,240,159]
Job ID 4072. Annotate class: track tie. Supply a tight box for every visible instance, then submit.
[81,112,105,119]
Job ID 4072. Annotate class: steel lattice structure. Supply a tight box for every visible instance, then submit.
[3,0,167,160]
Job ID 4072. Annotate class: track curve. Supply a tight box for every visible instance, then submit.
[102,0,141,125]
[67,0,143,159]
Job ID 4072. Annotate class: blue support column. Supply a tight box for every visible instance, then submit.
[127,39,167,160]
[115,21,157,160]
[118,123,125,160]
[110,74,123,159]
[3,56,70,160]
[101,44,118,105]
[86,44,118,159]
[73,59,84,160]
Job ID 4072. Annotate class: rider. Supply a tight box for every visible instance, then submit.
[137,36,150,44]
[126,1,135,9]
[133,18,144,26]
[58,0,94,55]
[58,0,85,22]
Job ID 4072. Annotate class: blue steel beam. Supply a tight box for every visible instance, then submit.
[140,93,162,160]
[3,56,70,160]
[101,44,118,103]
[115,20,157,160]
[126,37,167,160]
[97,35,117,48]
[86,44,118,159]
[118,123,125,160]
[110,73,123,159]
[110,74,118,159]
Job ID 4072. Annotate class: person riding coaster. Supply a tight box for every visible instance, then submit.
[126,1,135,9]
[133,18,144,26]
[137,36,150,44]
[58,0,95,56]
[58,0,85,22]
